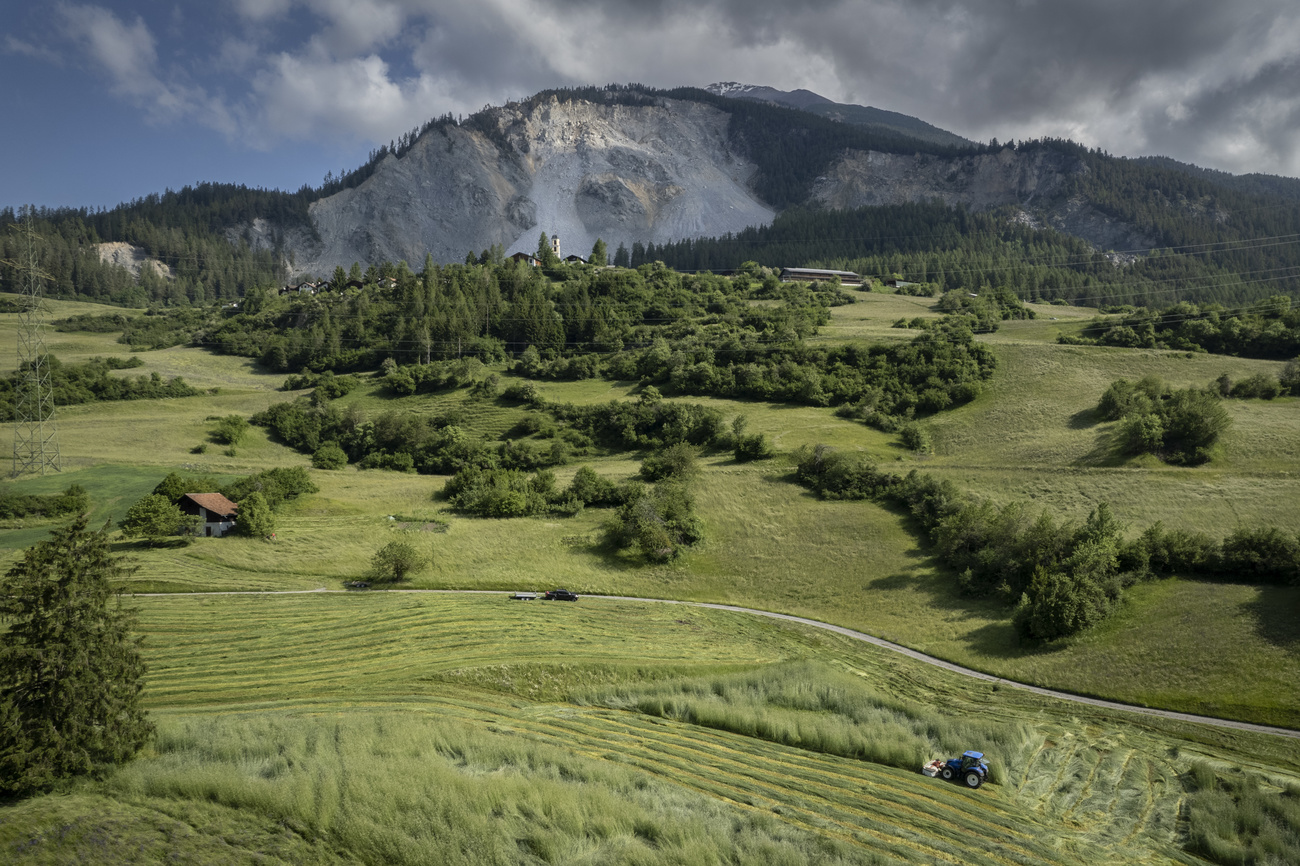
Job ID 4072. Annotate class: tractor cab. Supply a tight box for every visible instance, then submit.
[925,750,989,789]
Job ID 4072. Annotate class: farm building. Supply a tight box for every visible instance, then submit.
[781,267,863,287]
[179,493,239,538]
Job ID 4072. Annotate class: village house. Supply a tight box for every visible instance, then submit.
[178,493,239,538]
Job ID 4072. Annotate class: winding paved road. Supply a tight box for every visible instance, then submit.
[136,587,1300,741]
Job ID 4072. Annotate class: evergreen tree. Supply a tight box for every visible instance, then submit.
[613,243,630,268]
[0,515,153,794]
[590,238,609,266]
[537,232,559,267]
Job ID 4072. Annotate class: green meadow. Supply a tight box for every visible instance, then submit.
[2,292,1299,863]
[4,593,1297,864]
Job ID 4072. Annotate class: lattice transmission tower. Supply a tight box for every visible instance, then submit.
[10,207,61,475]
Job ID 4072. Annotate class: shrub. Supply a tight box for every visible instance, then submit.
[794,445,894,500]
[1014,563,1120,641]
[359,451,416,473]
[0,484,88,520]
[1100,378,1230,465]
[1160,389,1231,464]
[640,443,698,481]
[733,432,773,462]
[1280,357,1300,395]
[567,466,622,506]
[211,415,249,446]
[443,466,559,517]
[603,481,702,561]
[1130,521,1220,575]
[370,540,426,583]
[899,423,932,453]
[312,442,348,469]
[223,467,318,509]
[1220,527,1300,585]
[1229,373,1282,400]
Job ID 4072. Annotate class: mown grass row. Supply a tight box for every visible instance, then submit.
[127,595,1300,861]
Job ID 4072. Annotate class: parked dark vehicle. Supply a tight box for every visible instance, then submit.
[543,589,579,601]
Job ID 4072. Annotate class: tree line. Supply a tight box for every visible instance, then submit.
[1062,296,1300,359]
[0,354,200,420]
[793,446,1300,641]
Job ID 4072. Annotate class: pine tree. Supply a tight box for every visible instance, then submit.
[613,243,630,268]
[590,238,608,266]
[0,515,153,794]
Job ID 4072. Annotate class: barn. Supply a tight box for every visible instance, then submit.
[179,493,239,538]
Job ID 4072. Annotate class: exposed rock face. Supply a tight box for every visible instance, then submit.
[812,148,1157,252]
[96,242,173,280]
[287,96,774,276]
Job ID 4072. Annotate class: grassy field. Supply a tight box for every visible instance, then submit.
[2,292,1299,862]
[5,593,1297,864]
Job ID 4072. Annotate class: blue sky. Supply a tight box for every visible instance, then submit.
[5,1,1300,211]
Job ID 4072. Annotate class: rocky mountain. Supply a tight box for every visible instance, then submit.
[55,83,1277,296]
[257,87,1117,278]
[271,94,776,277]
[704,82,974,149]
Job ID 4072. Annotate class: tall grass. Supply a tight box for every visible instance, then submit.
[107,712,873,866]
[583,662,1032,785]
[1185,761,1300,865]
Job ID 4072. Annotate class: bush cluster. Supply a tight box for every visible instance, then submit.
[0,355,198,420]
[551,388,727,450]
[597,323,994,427]
[0,484,88,520]
[792,444,1300,640]
[1064,295,1300,359]
[1098,376,1231,465]
[154,467,317,512]
[282,369,362,400]
[603,481,703,562]
[1212,371,1287,400]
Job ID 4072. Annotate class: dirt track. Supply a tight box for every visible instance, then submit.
[135,587,1300,740]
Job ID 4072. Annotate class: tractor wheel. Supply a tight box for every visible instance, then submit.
[964,771,983,789]
[940,767,954,781]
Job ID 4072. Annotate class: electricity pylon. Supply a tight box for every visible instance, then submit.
[10,207,60,475]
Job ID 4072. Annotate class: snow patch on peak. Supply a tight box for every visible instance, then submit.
[705,82,762,96]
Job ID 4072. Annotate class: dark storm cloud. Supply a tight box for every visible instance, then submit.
[23,0,1300,175]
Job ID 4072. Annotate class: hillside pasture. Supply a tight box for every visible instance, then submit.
[9,592,1295,864]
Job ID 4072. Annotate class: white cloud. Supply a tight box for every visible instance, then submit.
[58,3,158,99]
[4,35,64,65]
[250,51,444,144]
[57,3,239,137]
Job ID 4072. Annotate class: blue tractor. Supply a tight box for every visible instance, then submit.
[924,751,989,789]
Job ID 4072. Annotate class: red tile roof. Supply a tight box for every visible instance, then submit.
[181,493,239,519]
